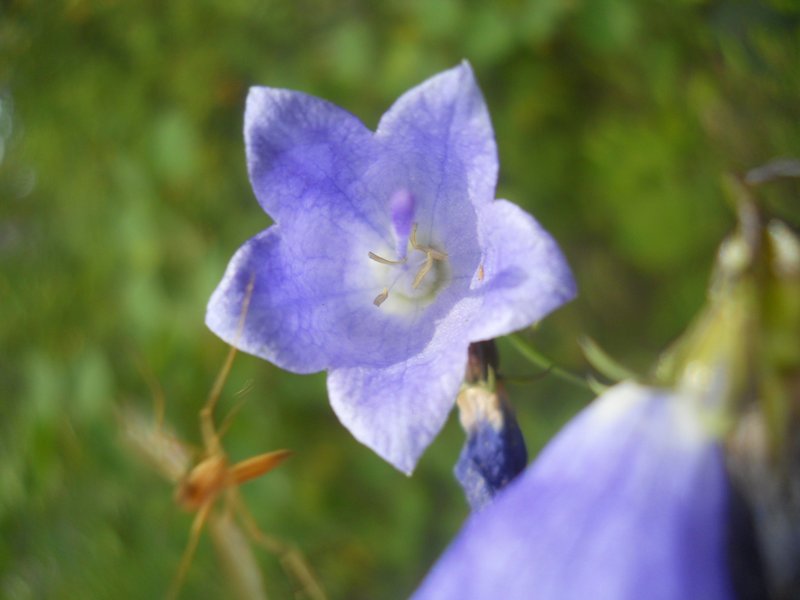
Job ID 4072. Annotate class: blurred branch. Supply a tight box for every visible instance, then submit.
[745,158,800,186]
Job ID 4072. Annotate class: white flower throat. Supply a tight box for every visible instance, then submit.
[369,223,449,308]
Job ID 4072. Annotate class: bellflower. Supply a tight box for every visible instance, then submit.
[206,62,575,473]
[414,382,736,600]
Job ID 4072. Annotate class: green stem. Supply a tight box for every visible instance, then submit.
[506,334,592,392]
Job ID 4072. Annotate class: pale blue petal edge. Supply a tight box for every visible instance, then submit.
[470,200,576,342]
[327,298,481,474]
[205,227,330,373]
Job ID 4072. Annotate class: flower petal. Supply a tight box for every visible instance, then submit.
[327,309,477,474]
[414,383,734,600]
[376,62,498,240]
[206,227,337,373]
[207,220,483,376]
[470,200,576,341]
[245,87,389,242]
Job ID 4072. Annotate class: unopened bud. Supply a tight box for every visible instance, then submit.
[454,342,527,511]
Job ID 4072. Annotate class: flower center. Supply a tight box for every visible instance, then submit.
[368,223,449,308]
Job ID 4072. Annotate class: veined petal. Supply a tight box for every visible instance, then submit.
[245,87,390,243]
[470,200,576,341]
[207,221,481,377]
[327,304,478,474]
[414,383,733,600]
[206,228,331,373]
[376,62,498,242]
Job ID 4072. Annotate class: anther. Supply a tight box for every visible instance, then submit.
[408,223,448,289]
[413,255,434,289]
[373,287,390,307]
[410,224,448,259]
[410,223,421,251]
[368,252,406,266]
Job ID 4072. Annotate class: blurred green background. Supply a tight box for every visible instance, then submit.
[1,0,798,598]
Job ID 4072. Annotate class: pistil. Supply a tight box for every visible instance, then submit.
[390,189,415,260]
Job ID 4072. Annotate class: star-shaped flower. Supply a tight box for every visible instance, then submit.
[206,62,576,473]
[414,383,738,599]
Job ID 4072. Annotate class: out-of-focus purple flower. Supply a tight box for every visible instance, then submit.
[206,62,575,474]
[414,382,735,600]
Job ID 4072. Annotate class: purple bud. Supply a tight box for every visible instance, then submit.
[455,387,527,511]
[455,341,527,511]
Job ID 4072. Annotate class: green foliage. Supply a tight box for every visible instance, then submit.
[1,0,798,597]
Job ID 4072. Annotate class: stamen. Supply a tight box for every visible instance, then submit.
[368,251,406,266]
[369,219,449,305]
[410,223,421,251]
[409,224,447,257]
[408,222,448,289]
[373,287,390,307]
[413,255,434,289]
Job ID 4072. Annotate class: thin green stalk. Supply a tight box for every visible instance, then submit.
[506,334,592,392]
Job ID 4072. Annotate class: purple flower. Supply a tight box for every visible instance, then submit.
[206,62,575,474]
[414,382,736,599]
